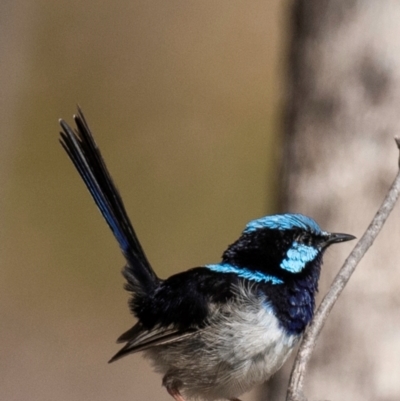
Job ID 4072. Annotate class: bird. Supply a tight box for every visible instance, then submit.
[59,108,355,401]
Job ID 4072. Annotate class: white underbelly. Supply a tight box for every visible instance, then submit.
[145,286,301,401]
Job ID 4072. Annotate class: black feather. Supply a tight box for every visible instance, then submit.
[109,267,238,363]
[59,108,158,294]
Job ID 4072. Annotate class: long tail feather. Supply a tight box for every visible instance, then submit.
[59,108,158,294]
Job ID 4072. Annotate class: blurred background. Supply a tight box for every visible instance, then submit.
[1,1,400,401]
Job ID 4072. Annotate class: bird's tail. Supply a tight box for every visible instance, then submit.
[59,107,159,295]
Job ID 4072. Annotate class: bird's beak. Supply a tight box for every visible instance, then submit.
[322,232,356,248]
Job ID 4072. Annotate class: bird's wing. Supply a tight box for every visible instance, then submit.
[110,268,238,363]
[108,322,198,363]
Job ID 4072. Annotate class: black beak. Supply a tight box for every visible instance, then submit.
[322,232,356,248]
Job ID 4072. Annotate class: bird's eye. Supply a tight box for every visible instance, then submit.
[296,232,312,245]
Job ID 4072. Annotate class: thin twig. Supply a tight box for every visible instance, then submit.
[286,138,400,401]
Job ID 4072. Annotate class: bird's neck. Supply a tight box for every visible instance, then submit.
[263,256,322,335]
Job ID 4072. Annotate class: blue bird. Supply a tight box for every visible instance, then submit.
[59,109,355,401]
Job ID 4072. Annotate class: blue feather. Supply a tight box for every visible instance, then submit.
[205,263,283,285]
[280,242,318,273]
[244,213,324,235]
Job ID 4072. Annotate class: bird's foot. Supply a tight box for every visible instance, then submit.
[166,387,186,401]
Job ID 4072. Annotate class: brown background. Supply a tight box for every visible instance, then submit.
[3,2,400,401]
[1,2,286,400]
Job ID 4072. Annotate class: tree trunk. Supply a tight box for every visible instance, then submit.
[266,1,400,401]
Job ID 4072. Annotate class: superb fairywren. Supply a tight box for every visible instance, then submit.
[59,109,355,401]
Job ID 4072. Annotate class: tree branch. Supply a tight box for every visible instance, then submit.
[286,138,400,401]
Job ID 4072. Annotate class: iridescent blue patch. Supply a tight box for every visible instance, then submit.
[280,242,318,273]
[205,263,283,285]
[244,213,324,235]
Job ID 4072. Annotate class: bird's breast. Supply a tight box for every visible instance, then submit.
[145,283,301,400]
[203,284,301,381]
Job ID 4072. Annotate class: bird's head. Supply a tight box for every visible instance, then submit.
[221,213,355,283]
